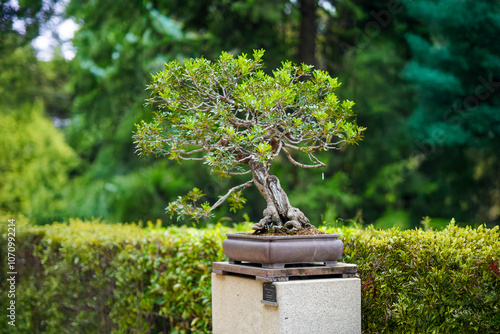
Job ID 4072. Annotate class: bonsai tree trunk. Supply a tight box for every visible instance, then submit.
[249,160,312,233]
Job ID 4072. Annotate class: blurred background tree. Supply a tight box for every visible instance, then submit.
[0,0,79,223]
[1,0,498,228]
[403,0,500,226]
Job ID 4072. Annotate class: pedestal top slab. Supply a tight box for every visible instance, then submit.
[212,261,357,282]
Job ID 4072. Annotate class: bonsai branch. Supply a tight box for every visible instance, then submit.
[282,146,325,169]
[211,180,253,211]
[172,147,213,161]
[227,170,252,175]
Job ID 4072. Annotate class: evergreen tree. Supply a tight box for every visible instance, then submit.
[404,0,500,225]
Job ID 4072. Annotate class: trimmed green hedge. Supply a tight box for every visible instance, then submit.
[343,221,500,333]
[1,215,499,333]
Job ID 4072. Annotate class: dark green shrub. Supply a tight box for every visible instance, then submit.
[1,215,498,333]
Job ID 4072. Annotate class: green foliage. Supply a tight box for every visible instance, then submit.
[0,26,77,224]
[0,102,79,222]
[1,216,498,333]
[228,190,247,213]
[135,50,365,221]
[135,50,364,165]
[0,34,42,108]
[166,188,213,222]
[341,220,500,333]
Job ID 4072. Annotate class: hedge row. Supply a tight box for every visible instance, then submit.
[1,215,499,333]
[344,221,500,333]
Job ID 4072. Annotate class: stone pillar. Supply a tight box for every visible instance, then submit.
[212,273,361,334]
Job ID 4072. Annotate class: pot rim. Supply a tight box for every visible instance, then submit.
[225,232,341,240]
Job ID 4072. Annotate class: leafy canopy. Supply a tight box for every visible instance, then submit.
[135,50,364,170]
[134,50,365,220]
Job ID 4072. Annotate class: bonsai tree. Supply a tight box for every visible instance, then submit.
[134,50,365,234]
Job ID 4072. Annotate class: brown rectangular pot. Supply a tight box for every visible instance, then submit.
[222,233,343,268]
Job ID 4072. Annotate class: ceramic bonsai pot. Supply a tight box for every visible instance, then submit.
[223,233,343,268]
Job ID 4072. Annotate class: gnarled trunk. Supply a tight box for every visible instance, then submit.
[249,160,311,233]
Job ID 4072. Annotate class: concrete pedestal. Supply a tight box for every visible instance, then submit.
[212,273,361,334]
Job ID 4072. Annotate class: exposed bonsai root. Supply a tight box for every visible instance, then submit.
[252,207,312,234]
